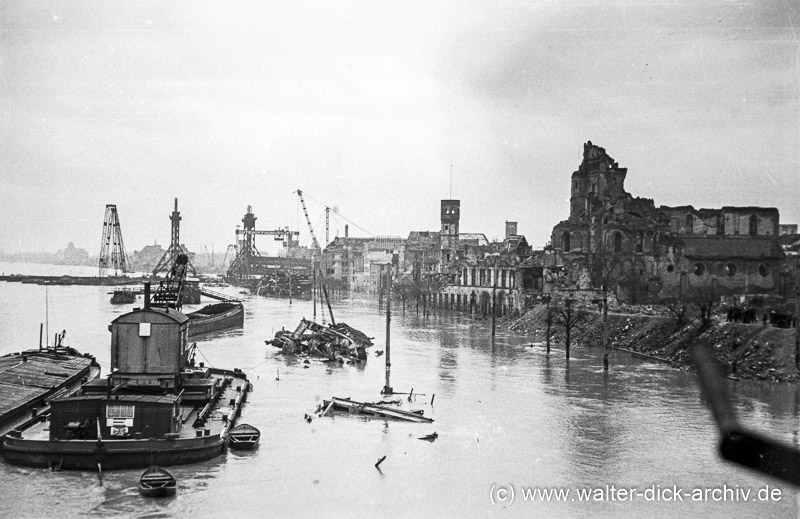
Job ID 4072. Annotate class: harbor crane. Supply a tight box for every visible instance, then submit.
[296,190,322,253]
[98,204,133,277]
[153,198,196,278]
[226,205,301,284]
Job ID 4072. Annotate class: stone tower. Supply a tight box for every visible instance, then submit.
[440,200,460,265]
[569,141,628,219]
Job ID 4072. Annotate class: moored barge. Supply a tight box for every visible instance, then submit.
[0,344,100,439]
[1,284,252,470]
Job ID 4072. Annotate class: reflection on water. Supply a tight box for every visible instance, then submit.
[0,266,799,518]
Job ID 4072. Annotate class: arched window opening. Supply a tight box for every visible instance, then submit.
[749,214,758,235]
[614,232,622,253]
[685,214,694,234]
[562,231,570,252]
[572,232,582,252]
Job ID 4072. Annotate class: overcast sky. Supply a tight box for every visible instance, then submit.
[2,0,799,256]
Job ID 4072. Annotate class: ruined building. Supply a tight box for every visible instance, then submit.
[551,141,790,303]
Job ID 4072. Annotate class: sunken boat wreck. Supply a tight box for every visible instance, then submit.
[1,283,254,471]
[267,318,373,361]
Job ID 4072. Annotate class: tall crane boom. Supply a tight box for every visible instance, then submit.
[296,190,322,252]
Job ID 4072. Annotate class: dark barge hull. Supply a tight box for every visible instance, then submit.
[187,302,244,337]
[1,435,226,470]
[1,367,251,470]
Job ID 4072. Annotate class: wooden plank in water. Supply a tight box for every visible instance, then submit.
[328,397,433,423]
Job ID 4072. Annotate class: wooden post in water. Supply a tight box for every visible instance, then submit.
[312,261,317,322]
[383,267,393,395]
[491,282,497,338]
[39,323,43,351]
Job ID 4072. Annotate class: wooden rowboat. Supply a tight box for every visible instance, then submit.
[139,465,176,497]
[228,423,260,450]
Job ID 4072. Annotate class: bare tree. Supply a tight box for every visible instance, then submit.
[689,281,719,332]
[556,297,589,359]
[661,297,689,329]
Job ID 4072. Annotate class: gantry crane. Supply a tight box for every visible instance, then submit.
[226,205,300,284]
[98,204,133,277]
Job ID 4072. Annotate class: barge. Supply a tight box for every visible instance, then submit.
[0,344,100,438]
[186,301,244,338]
[1,284,252,471]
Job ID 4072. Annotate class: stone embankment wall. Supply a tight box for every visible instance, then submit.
[510,306,799,383]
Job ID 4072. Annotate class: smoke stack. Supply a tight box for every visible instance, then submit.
[345,224,349,238]
[144,282,151,309]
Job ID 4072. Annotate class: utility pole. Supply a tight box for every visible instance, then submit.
[383,267,393,395]
[491,274,497,338]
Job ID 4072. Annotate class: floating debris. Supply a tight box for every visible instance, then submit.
[317,397,433,423]
[267,319,372,362]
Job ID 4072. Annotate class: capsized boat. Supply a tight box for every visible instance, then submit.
[139,465,176,497]
[228,423,260,450]
[1,283,253,471]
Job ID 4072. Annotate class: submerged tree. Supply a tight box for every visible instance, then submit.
[556,296,589,360]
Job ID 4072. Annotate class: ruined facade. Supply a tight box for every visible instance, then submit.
[551,141,789,303]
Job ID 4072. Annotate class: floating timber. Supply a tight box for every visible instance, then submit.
[320,397,433,423]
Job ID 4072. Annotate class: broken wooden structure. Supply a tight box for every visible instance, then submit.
[317,397,433,423]
[266,319,372,361]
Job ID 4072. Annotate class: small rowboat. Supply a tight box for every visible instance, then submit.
[228,423,260,450]
[139,465,177,497]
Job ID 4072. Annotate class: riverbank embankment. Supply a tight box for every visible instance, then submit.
[510,306,799,383]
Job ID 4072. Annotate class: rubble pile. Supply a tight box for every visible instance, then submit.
[511,305,799,383]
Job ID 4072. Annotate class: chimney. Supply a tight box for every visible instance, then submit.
[144,282,151,309]
[345,224,349,238]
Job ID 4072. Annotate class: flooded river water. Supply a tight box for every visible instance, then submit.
[1,263,799,518]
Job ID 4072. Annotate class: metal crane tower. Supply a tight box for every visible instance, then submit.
[98,204,133,277]
[152,198,196,278]
[296,190,322,252]
[226,205,300,283]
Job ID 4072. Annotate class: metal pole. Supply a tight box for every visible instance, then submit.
[312,258,317,322]
[383,267,393,395]
[491,281,497,338]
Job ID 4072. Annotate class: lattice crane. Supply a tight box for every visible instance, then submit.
[98,204,132,277]
[296,190,322,253]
